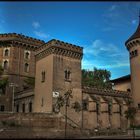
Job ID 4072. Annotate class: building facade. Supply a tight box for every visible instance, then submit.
[8,38,130,130]
[0,33,44,111]
[2,17,140,129]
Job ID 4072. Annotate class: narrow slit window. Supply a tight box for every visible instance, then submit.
[41,71,45,82]
[29,102,32,112]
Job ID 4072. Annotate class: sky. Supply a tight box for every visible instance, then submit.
[0,1,140,79]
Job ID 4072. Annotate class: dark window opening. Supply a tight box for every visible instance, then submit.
[24,63,29,72]
[135,50,138,56]
[127,88,131,92]
[119,105,122,116]
[29,102,32,112]
[25,52,29,59]
[0,105,5,112]
[41,71,45,82]
[82,100,88,111]
[138,104,140,109]
[4,49,9,57]
[3,60,8,70]
[22,103,25,113]
[64,70,71,80]
[16,104,19,112]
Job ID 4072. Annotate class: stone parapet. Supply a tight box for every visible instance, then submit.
[0,33,45,49]
[82,86,131,98]
[35,39,83,60]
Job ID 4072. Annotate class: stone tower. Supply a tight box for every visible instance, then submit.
[125,17,140,108]
[34,39,83,115]
[0,33,44,111]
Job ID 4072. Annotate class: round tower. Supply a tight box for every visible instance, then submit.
[125,15,140,108]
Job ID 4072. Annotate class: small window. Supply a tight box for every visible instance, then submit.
[24,51,30,59]
[127,88,131,92]
[3,60,8,70]
[138,104,140,109]
[135,50,138,56]
[29,102,32,112]
[64,70,71,81]
[41,71,45,82]
[4,49,9,57]
[25,52,29,59]
[22,103,25,113]
[132,51,134,56]
[3,48,10,57]
[82,100,88,111]
[0,105,5,112]
[16,104,19,113]
[24,63,29,72]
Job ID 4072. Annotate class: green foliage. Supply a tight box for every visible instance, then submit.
[0,77,8,94]
[82,67,112,89]
[0,64,3,75]
[124,106,137,120]
[71,101,81,112]
[0,64,8,94]
[53,90,73,113]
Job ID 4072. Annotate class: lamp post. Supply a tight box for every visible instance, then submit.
[64,89,72,139]
[9,83,18,112]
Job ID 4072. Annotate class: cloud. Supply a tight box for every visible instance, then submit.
[109,5,117,11]
[32,21,40,29]
[82,39,129,71]
[84,39,118,56]
[34,31,50,39]
[82,59,129,70]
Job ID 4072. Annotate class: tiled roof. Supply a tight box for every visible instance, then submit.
[125,21,140,45]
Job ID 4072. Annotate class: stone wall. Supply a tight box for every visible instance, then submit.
[0,113,63,129]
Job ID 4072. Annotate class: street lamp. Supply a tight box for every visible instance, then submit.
[9,83,18,112]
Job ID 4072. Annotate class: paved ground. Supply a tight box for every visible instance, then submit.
[89,135,140,139]
[0,126,138,139]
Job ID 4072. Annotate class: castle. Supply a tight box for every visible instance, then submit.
[0,17,140,130]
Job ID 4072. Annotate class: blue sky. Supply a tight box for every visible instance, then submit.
[0,2,140,79]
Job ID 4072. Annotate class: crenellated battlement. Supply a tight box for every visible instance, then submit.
[0,33,45,49]
[82,86,131,98]
[35,39,83,60]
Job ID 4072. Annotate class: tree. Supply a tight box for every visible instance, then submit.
[82,67,112,89]
[0,64,9,95]
[124,99,137,138]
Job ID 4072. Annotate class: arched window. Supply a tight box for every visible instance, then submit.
[3,60,8,70]
[25,52,29,59]
[64,69,71,80]
[24,51,30,59]
[135,50,138,56]
[4,49,9,57]
[24,63,29,72]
